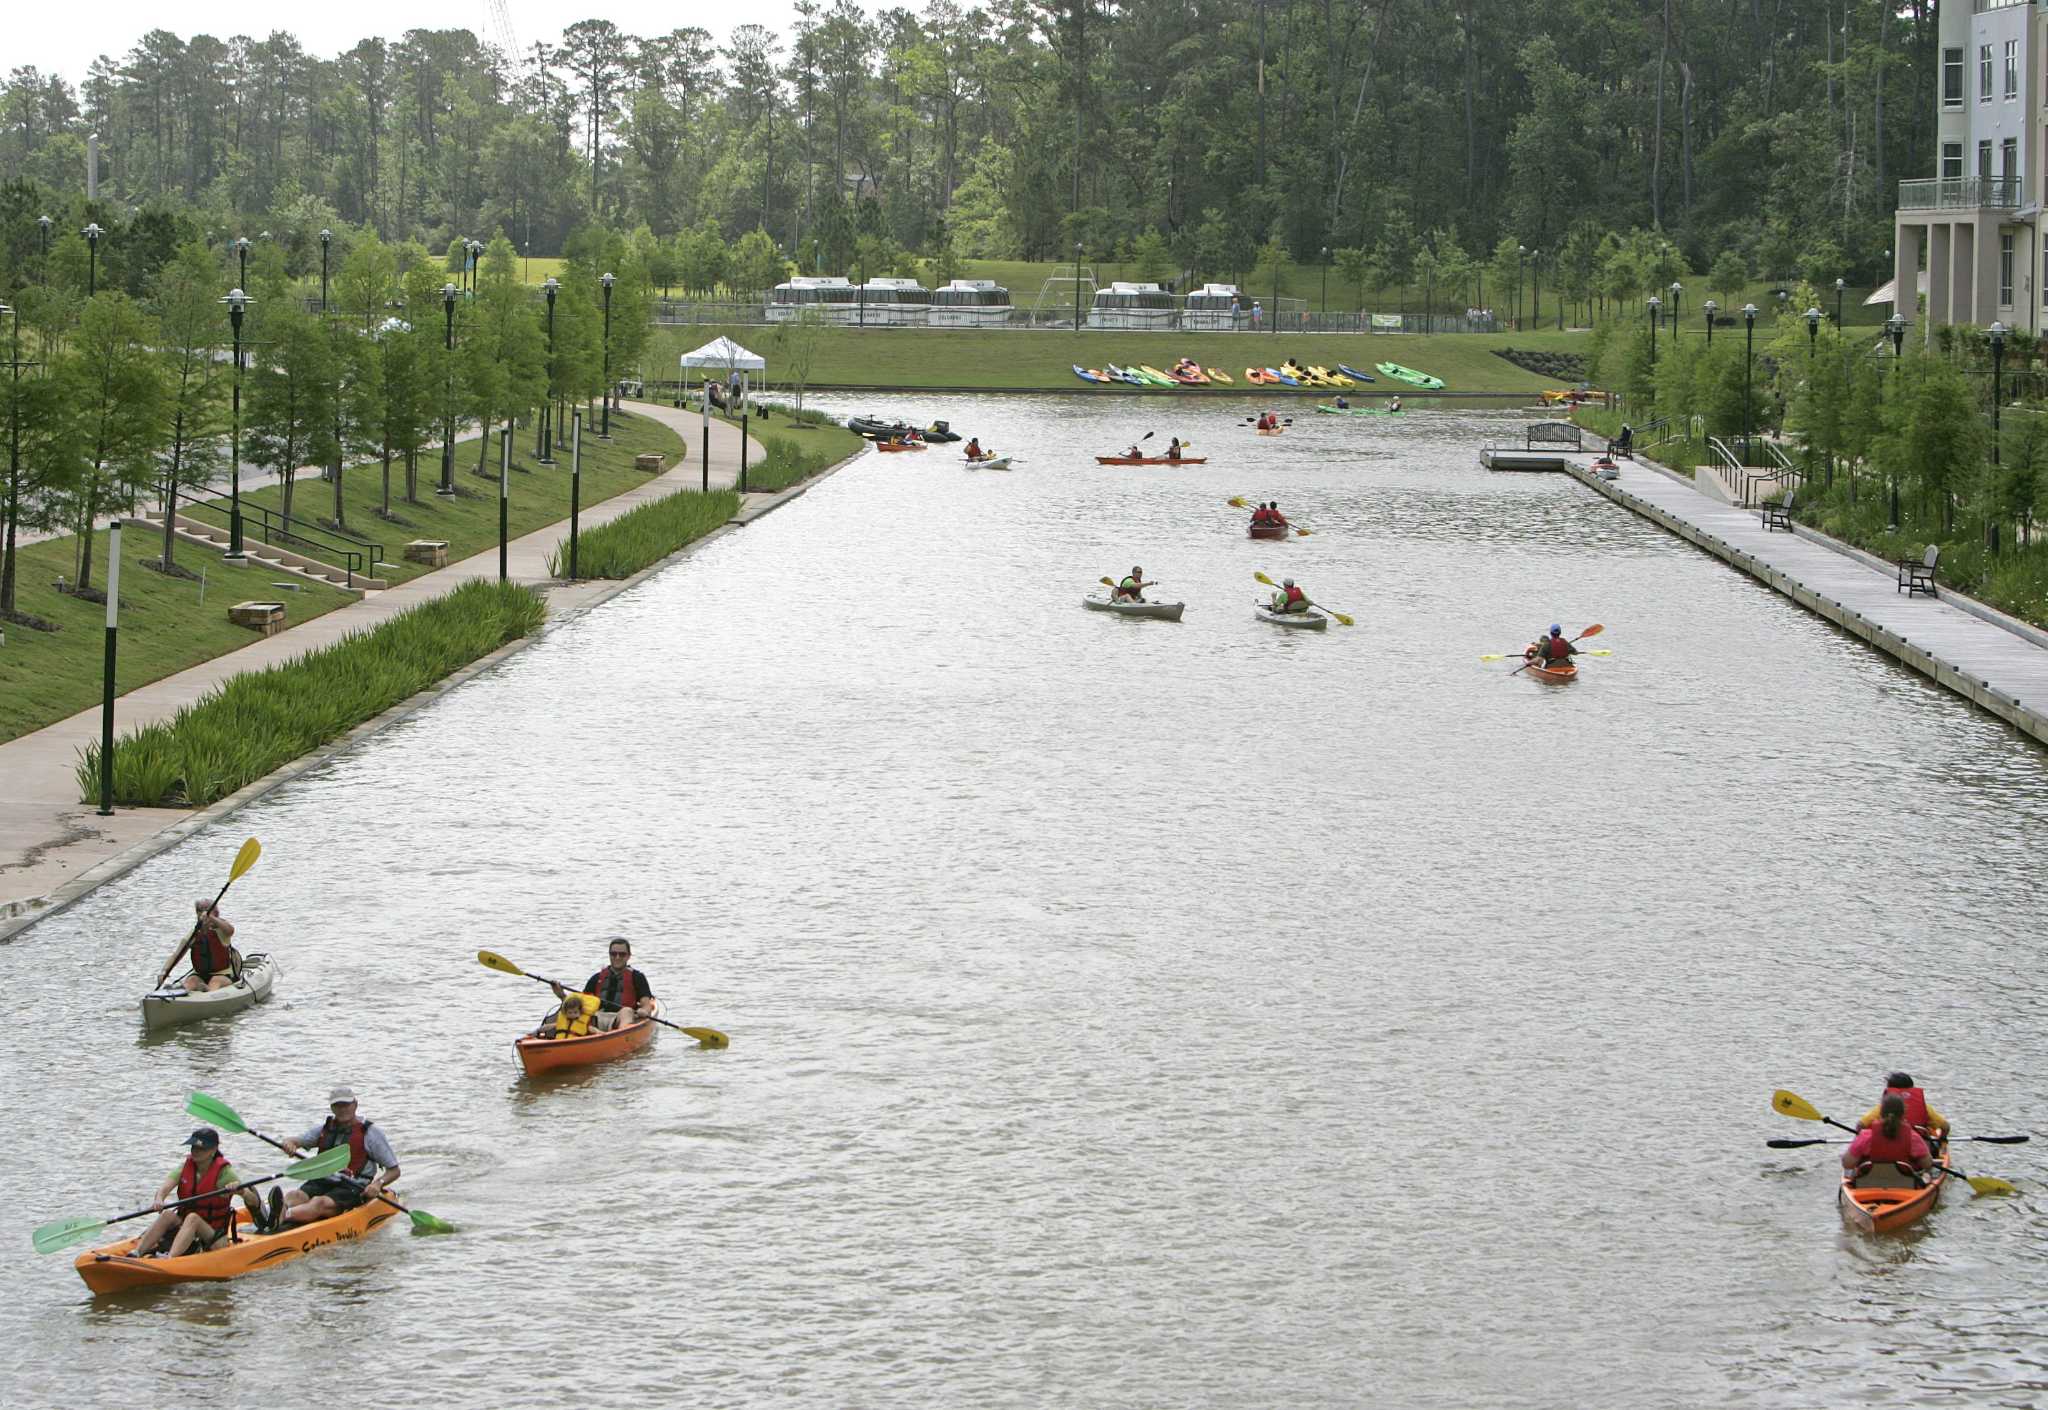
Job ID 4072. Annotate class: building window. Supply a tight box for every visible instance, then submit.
[2007,40,2021,99]
[1982,44,1995,101]
[2003,136,2019,188]
[1981,139,1995,181]
[1944,47,1965,107]
[2001,233,2014,306]
[1943,142,1964,179]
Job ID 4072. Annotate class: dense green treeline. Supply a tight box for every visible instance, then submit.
[0,1,1931,293]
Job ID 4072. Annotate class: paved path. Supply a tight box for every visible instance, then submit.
[0,402,764,917]
[1551,447,2048,748]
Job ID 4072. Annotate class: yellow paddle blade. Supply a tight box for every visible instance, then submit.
[1584,649,1614,656]
[681,1026,730,1049]
[1480,653,1514,662]
[1772,1089,1825,1123]
[1961,1171,2018,1197]
[1098,576,1117,588]
[1227,496,1249,507]
[228,837,261,883]
[1326,610,1355,627]
[1254,571,1277,586]
[476,949,526,978]
[1294,527,1312,536]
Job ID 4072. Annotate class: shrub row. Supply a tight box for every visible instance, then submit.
[75,580,547,808]
[545,488,739,579]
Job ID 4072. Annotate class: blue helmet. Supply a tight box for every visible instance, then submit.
[1549,624,1562,636]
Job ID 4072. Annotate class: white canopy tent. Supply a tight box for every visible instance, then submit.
[677,337,768,478]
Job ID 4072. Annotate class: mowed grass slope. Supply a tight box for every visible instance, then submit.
[650,326,1589,393]
[198,410,689,587]
[0,530,358,743]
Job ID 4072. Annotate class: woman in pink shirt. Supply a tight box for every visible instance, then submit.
[1842,1093,1931,1179]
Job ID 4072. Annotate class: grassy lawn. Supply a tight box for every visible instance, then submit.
[193,409,689,587]
[0,530,358,743]
[651,325,1590,393]
[728,410,866,492]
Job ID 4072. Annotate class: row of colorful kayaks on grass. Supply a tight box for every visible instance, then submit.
[1075,362,1234,387]
[1074,360,1445,390]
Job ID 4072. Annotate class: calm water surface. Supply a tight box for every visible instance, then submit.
[4,396,2046,1408]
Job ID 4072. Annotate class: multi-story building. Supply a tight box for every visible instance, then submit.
[1894,0,2039,336]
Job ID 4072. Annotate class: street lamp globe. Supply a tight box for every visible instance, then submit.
[1704,298,1718,318]
[1805,306,1821,327]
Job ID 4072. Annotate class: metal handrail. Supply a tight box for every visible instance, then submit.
[173,495,377,587]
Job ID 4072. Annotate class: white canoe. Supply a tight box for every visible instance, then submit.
[1254,604,1328,631]
[141,952,279,1032]
[965,456,1012,471]
[1084,593,1185,622]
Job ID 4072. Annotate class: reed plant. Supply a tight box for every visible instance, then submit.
[75,581,546,807]
[545,489,738,579]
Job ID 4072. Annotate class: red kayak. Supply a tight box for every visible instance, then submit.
[1248,522,1289,540]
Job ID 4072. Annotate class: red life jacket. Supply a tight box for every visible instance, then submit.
[1885,1085,1933,1132]
[318,1116,376,1180]
[590,966,641,1012]
[177,1151,233,1227]
[1859,1123,1924,1166]
[1544,636,1572,661]
[1283,585,1305,606]
[191,925,232,979]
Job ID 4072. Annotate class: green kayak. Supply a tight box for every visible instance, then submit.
[1315,404,1402,417]
[1375,362,1444,389]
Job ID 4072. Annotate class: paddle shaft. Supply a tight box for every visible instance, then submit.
[1511,625,1602,677]
[519,964,705,1040]
[102,1166,308,1230]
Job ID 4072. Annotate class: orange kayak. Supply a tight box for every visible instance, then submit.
[1522,659,1577,682]
[74,1199,398,1294]
[1094,455,1208,465]
[1839,1146,1949,1234]
[515,1013,659,1076]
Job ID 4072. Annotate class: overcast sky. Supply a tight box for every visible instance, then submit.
[20,1,805,87]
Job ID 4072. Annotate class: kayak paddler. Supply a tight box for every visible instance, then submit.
[1857,1072,1950,1143]
[1269,578,1310,613]
[964,437,983,461]
[278,1087,400,1227]
[1122,444,1143,459]
[535,989,600,1039]
[1387,396,1402,413]
[556,937,659,1030]
[1114,567,1155,603]
[1529,625,1575,665]
[131,1127,273,1258]
[1842,1092,1932,1180]
[1166,438,1183,462]
[1334,395,1349,409]
[169,899,239,992]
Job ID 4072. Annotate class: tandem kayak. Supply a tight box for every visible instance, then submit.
[1248,522,1290,540]
[515,1012,660,1076]
[1839,1146,1950,1235]
[1314,404,1399,417]
[1255,604,1327,630]
[1094,455,1207,465]
[1083,593,1185,621]
[965,455,1012,471]
[874,440,926,452]
[74,1199,399,1295]
[1376,362,1444,389]
[141,953,278,1032]
[1521,659,1577,682]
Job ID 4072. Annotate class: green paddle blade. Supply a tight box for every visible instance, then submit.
[32,1217,111,1255]
[284,1146,354,1180]
[408,1208,457,1235]
[185,1091,251,1135]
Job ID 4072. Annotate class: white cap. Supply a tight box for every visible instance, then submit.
[327,1086,357,1104]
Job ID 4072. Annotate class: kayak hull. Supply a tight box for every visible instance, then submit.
[1523,660,1577,683]
[1094,456,1206,465]
[1256,428,1285,436]
[515,1013,660,1076]
[1376,362,1445,389]
[1839,1148,1949,1235]
[1248,523,1290,540]
[1336,364,1380,384]
[965,456,1012,470]
[1084,594,1185,622]
[1315,404,1399,417]
[74,1199,398,1294]
[1255,605,1327,630]
[141,954,278,1032]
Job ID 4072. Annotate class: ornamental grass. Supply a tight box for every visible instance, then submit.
[75,580,546,808]
[545,488,738,580]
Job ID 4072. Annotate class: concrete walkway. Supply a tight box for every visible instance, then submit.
[1536,445,2048,749]
[0,402,764,919]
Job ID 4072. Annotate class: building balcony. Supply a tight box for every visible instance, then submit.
[1898,177,2022,211]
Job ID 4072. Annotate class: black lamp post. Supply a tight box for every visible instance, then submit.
[600,272,615,440]
[220,289,251,559]
[1073,242,1082,331]
[1516,244,1527,328]
[36,215,50,258]
[439,282,457,497]
[1834,276,1845,327]
[1886,314,1908,526]
[319,228,331,313]
[1703,299,1717,347]
[1991,320,2007,551]
[1667,281,1681,333]
[466,239,483,296]
[1531,251,1542,331]
[82,222,103,295]
[1742,302,1758,464]
[234,237,249,289]
[539,277,558,463]
[1647,295,1660,367]
[1319,245,1329,317]
[1805,305,1820,355]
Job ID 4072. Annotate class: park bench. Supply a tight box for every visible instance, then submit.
[1897,544,1939,597]
[1760,490,1795,532]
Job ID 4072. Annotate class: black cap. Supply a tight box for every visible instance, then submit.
[186,1128,220,1149]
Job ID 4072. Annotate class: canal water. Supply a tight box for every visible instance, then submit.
[5,395,2045,1408]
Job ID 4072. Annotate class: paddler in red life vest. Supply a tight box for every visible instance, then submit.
[131,1127,273,1258]
[1842,1092,1933,1181]
[278,1087,401,1227]
[1269,578,1309,613]
[1856,1072,1950,1145]
[1113,567,1157,603]
[169,899,238,992]
[555,937,658,1030]
[1527,624,1575,665]
[964,437,983,461]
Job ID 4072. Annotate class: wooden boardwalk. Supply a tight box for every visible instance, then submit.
[1542,452,2048,748]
